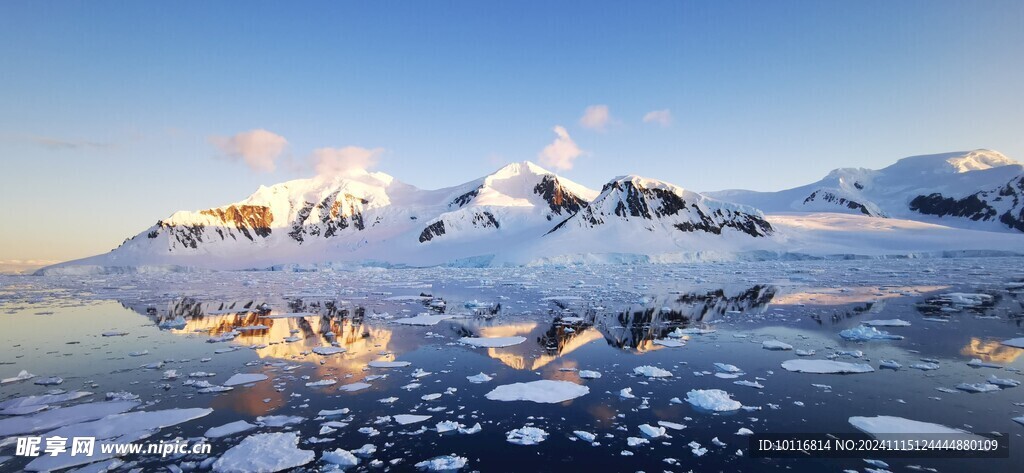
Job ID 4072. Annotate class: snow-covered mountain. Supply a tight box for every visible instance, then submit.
[707,149,1024,232]
[38,152,1024,273]
[45,162,776,271]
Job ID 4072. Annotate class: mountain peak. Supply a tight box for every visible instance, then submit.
[886,149,1019,175]
[489,160,555,179]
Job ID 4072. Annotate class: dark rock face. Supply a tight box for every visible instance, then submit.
[472,211,500,229]
[909,175,1024,233]
[290,192,370,242]
[533,175,586,216]
[803,190,878,216]
[571,180,773,238]
[199,205,274,240]
[418,221,446,243]
[450,187,480,208]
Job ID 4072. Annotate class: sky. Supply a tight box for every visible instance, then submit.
[1,0,1023,263]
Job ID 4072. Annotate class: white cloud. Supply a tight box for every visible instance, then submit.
[312,146,384,176]
[209,129,288,172]
[538,125,584,171]
[642,109,672,127]
[579,104,612,131]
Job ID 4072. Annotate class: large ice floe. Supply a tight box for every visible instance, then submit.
[849,416,983,440]
[212,432,314,472]
[781,359,875,374]
[485,380,589,403]
[838,325,904,341]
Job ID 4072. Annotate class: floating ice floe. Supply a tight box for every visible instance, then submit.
[670,327,715,337]
[714,363,742,374]
[0,400,139,436]
[212,432,314,473]
[987,375,1020,387]
[318,408,349,416]
[861,319,911,327]
[1,370,35,384]
[506,426,548,445]
[967,359,1002,368]
[839,325,904,341]
[0,390,48,410]
[633,365,673,378]
[339,382,372,392]
[394,414,432,425]
[619,387,636,399]
[101,331,128,337]
[25,407,213,472]
[223,373,268,387]
[458,336,527,348]
[578,370,602,379]
[627,436,648,447]
[1002,338,1024,349]
[368,360,412,368]
[415,454,468,471]
[658,420,686,430]
[257,415,305,427]
[653,339,685,348]
[312,346,346,356]
[306,379,337,387]
[735,427,754,435]
[795,349,816,356]
[685,389,742,412]
[849,415,982,440]
[955,383,1000,393]
[762,340,793,351]
[880,360,902,370]
[639,424,667,438]
[393,313,458,326]
[32,376,63,386]
[486,380,589,403]
[573,430,597,443]
[322,448,359,468]
[910,362,940,371]
[734,380,764,389]
[205,420,257,439]
[466,373,493,383]
[781,359,874,374]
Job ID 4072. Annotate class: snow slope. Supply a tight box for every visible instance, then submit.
[707,149,1024,232]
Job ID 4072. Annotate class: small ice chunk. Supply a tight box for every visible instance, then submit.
[861,319,911,327]
[205,420,256,439]
[955,383,1000,393]
[415,454,468,471]
[322,448,359,468]
[312,346,346,356]
[735,428,754,435]
[466,373,493,383]
[256,415,305,427]
[734,380,764,389]
[762,340,793,351]
[619,387,636,399]
[578,370,602,379]
[839,326,904,341]
[394,414,432,425]
[685,389,742,412]
[639,424,666,438]
[339,382,372,392]
[305,379,337,387]
[633,365,673,378]
[1,370,35,384]
[506,426,548,445]
[368,360,411,368]
[658,421,686,430]
[714,363,742,373]
[987,375,1020,387]
[573,431,596,442]
[223,373,268,387]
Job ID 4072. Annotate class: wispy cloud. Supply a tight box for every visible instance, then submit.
[579,104,612,132]
[312,146,385,176]
[538,125,585,171]
[208,129,288,173]
[28,136,114,150]
[642,109,672,127]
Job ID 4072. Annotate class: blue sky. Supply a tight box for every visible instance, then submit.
[2,0,1023,262]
